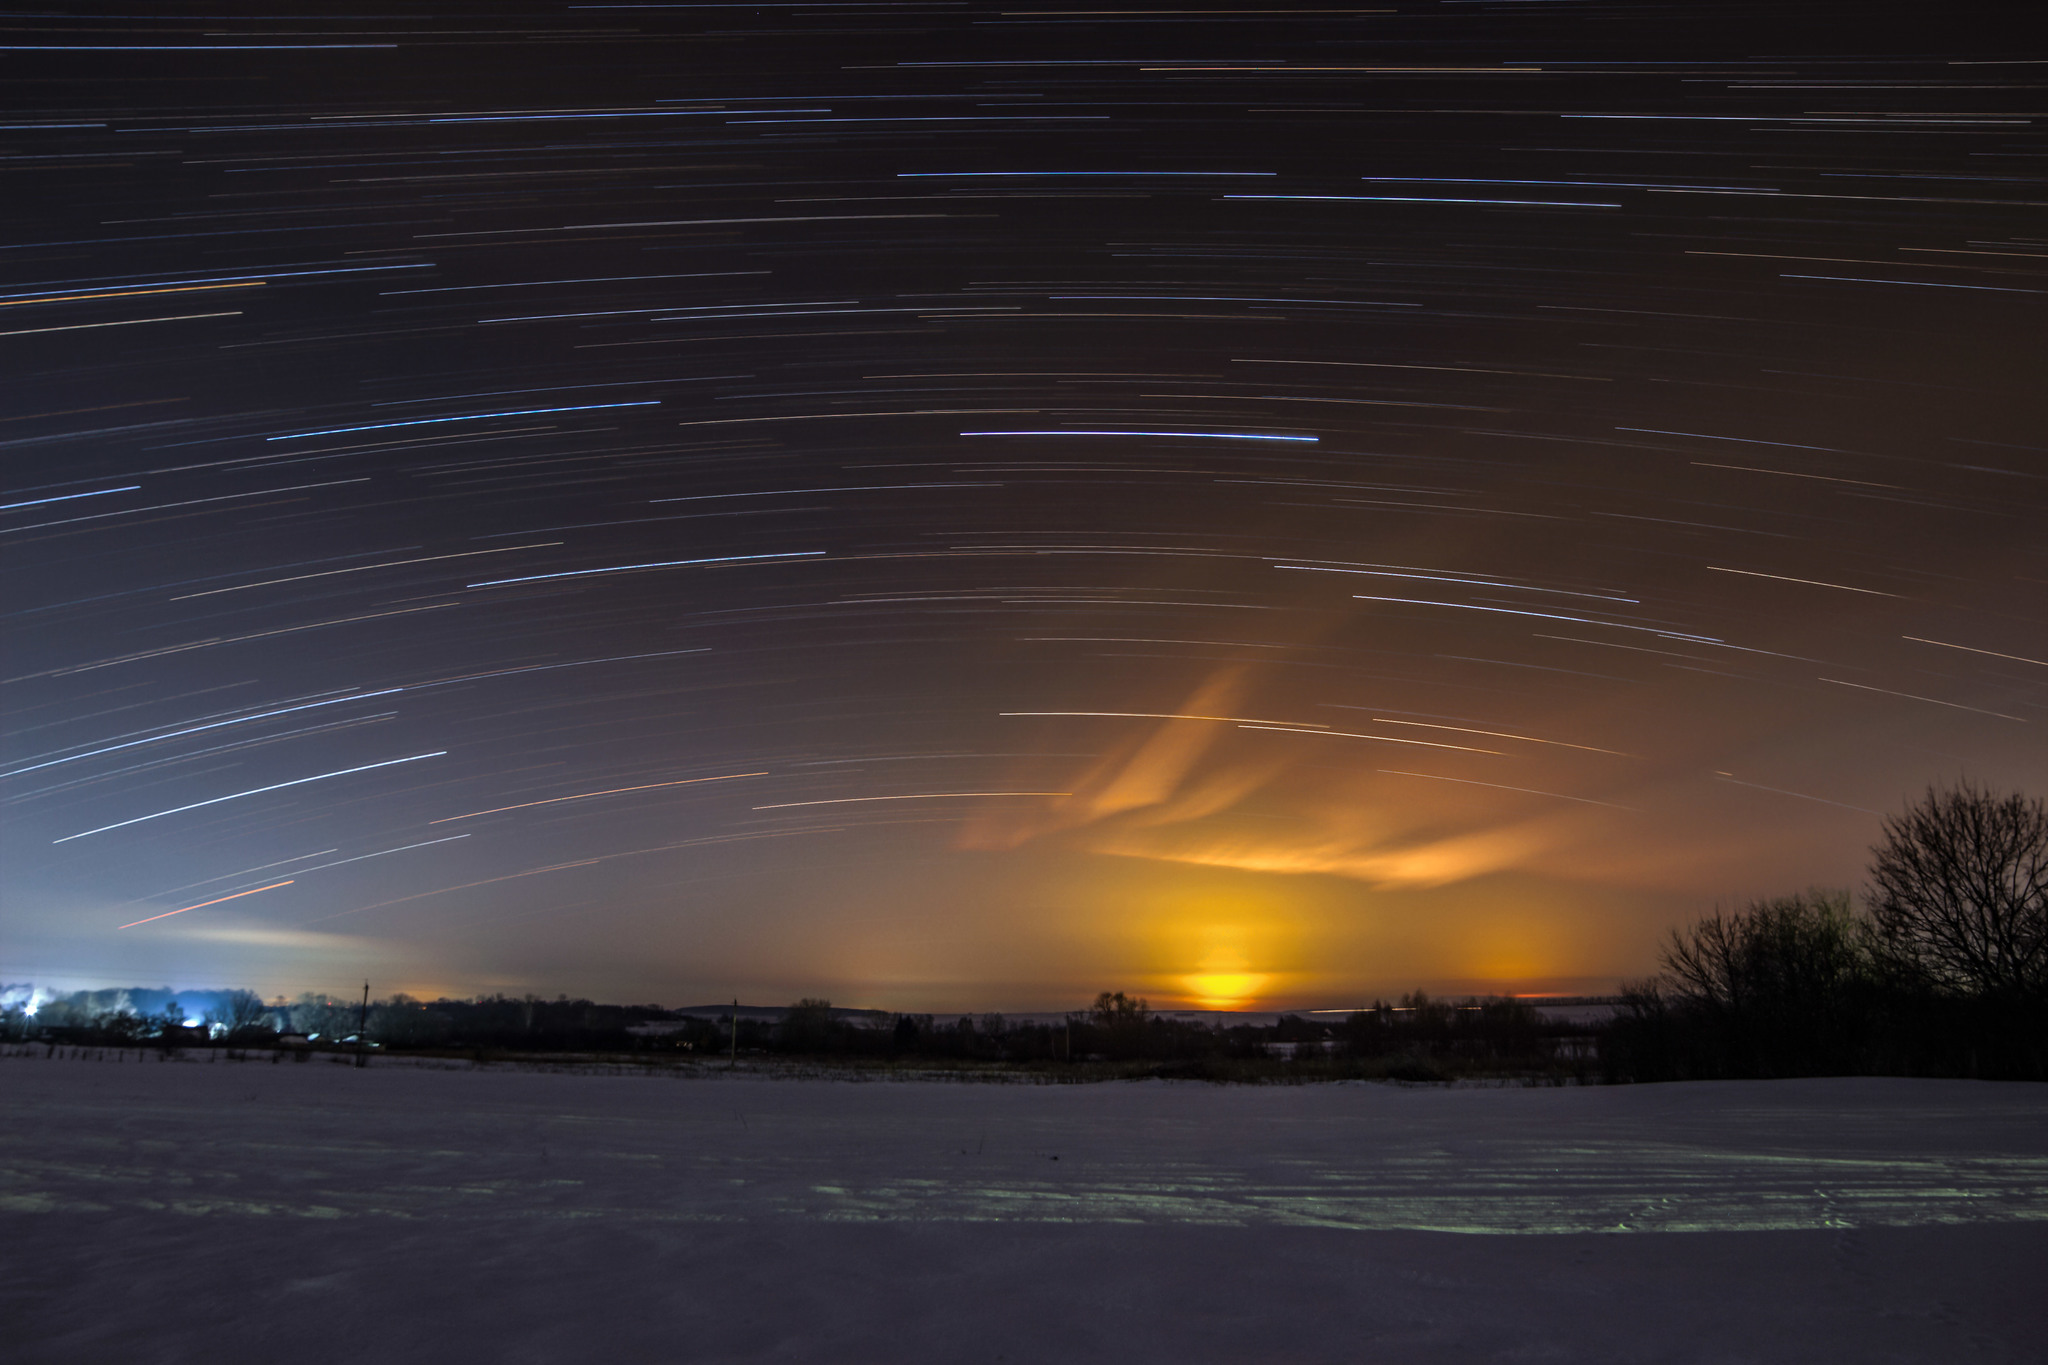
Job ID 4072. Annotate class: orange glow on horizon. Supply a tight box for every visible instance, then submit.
[1181,970,1269,1011]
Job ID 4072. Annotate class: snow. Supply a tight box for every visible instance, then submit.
[4,1051,2043,1362]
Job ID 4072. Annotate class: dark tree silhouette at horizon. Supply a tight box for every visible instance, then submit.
[1868,782,2048,1000]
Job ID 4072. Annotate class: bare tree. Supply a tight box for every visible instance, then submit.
[1089,991,1148,1026]
[1868,782,2048,998]
[1661,891,1863,1014]
[288,992,359,1040]
[205,989,273,1039]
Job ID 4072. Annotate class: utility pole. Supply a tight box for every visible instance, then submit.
[355,981,369,1068]
[729,997,739,1069]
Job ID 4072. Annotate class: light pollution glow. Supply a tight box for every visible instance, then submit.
[4,4,2042,1013]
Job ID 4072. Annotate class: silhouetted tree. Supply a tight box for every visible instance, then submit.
[205,989,272,1040]
[1661,890,1866,1015]
[1868,782,2048,999]
[289,993,361,1040]
[779,998,836,1052]
[1644,890,1871,1075]
[1089,991,1147,1026]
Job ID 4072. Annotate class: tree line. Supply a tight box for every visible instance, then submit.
[607,988,1586,1080]
[2,981,1593,1080]
[1606,782,2048,1081]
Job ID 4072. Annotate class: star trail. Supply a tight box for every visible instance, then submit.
[1,0,2041,1012]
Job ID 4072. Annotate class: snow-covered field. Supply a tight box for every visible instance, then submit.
[5,1052,2043,1362]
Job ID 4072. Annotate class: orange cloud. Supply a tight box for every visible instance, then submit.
[959,667,1258,848]
[959,664,1679,892]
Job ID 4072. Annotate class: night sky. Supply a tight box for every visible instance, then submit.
[3,1,2042,1012]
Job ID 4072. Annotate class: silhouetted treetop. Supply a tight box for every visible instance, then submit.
[1868,782,2048,999]
[1089,991,1148,1026]
[1660,890,1864,1015]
